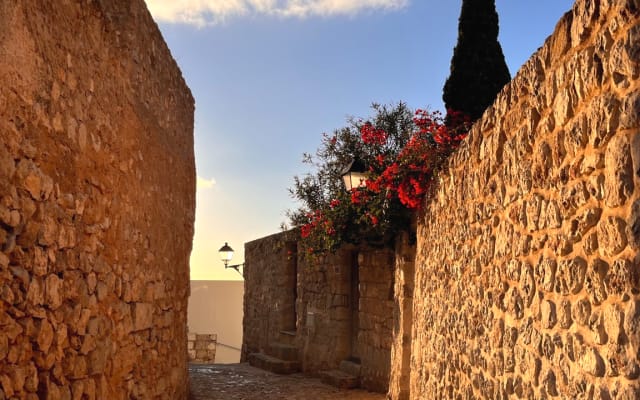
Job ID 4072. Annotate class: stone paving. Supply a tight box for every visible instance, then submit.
[189,363,386,400]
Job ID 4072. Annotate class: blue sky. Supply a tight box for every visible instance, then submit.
[144,0,575,280]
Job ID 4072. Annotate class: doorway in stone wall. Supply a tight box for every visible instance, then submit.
[349,251,360,361]
[283,241,298,333]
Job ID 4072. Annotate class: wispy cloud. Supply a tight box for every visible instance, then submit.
[145,0,409,26]
[197,176,217,189]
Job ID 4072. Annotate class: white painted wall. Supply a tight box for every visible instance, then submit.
[188,280,244,363]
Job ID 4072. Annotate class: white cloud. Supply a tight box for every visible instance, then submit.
[145,0,409,26]
[197,176,217,189]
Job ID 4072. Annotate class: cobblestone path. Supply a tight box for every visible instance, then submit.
[189,363,386,400]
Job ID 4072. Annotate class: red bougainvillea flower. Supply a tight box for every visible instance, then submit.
[369,213,379,225]
[360,123,387,145]
[351,188,368,205]
[301,223,312,238]
[296,107,470,253]
[365,178,381,193]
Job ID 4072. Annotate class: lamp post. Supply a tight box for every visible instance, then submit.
[218,242,244,277]
[340,157,368,191]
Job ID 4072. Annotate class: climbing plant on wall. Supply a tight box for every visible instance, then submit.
[287,103,469,253]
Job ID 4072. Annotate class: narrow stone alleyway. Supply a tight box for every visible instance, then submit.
[189,363,386,400]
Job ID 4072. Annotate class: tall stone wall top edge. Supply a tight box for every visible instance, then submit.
[95,0,194,106]
[446,0,639,172]
[79,0,196,160]
[245,229,299,249]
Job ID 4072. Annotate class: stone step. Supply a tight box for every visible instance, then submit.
[319,369,359,390]
[339,359,361,377]
[269,343,298,362]
[248,352,301,375]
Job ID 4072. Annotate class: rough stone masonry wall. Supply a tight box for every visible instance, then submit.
[357,248,395,392]
[244,231,395,392]
[294,244,395,392]
[388,232,415,400]
[188,333,217,364]
[410,1,639,399]
[296,247,355,372]
[242,231,298,360]
[0,1,194,399]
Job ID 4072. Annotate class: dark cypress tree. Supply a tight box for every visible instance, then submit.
[443,0,511,122]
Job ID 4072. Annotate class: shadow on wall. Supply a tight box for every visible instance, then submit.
[188,281,244,363]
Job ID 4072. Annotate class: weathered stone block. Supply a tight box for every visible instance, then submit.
[605,258,637,296]
[584,259,608,305]
[541,300,557,329]
[589,311,608,345]
[563,112,587,155]
[556,300,572,329]
[597,216,628,256]
[627,198,640,250]
[26,277,44,306]
[543,200,562,229]
[133,302,154,331]
[37,319,54,353]
[603,304,624,345]
[88,344,109,375]
[572,298,591,326]
[604,134,634,207]
[589,93,622,147]
[620,90,640,129]
[578,347,605,377]
[556,257,587,295]
[45,274,63,310]
[537,258,557,292]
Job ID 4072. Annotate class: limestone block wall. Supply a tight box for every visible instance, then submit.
[410,1,639,399]
[0,1,194,399]
[296,248,354,372]
[388,232,415,400]
[188,333,217,364]
[243,231,396,392]
[357,248,395,392]
[242,231,298,360]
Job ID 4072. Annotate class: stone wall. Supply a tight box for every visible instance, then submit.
[0,1,194,399]
[296,248,354,373]
[295,245,394,390]
[243,231,396,392]
[357,248,395,392]
[410,1,639,399]
[388,232,415,400]
[242,231,298,360]
[188,333,217,364]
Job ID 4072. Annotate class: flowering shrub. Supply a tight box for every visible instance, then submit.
[287,103,469,253]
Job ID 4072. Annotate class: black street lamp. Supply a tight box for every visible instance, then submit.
[340,157,367,191]
[218,242,244,277]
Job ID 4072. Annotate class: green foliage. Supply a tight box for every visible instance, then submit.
[443,0,511,122]
[287,103,470,254]
[287,103,415,252]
